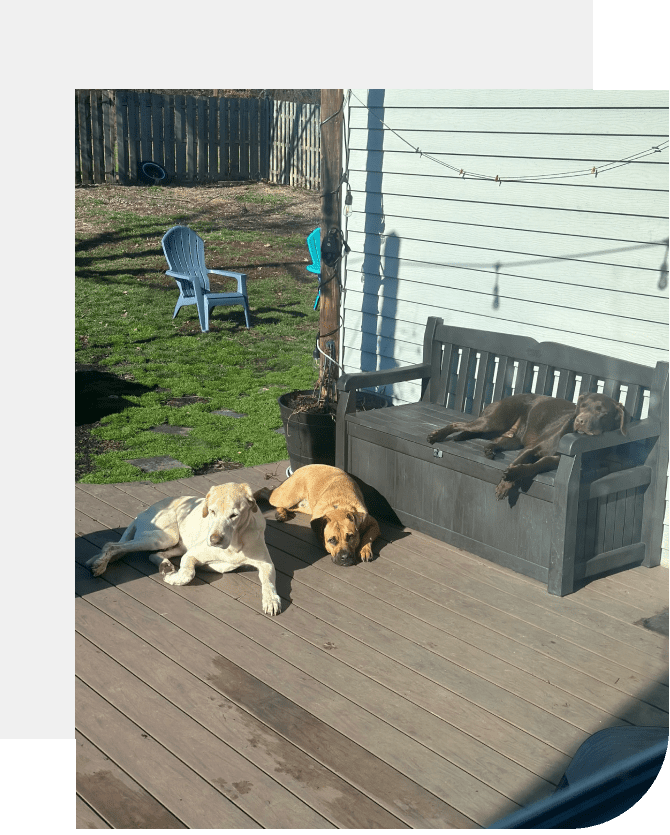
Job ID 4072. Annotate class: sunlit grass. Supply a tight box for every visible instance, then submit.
[76,199,320,483]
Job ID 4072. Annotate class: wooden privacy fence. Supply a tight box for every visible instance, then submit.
[269,99,321,189]
[75,90,321,190]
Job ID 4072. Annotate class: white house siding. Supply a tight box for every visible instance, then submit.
[339,88,669,565]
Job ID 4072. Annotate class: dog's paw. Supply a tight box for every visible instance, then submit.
[262,592,282,616]
[89,558,108,577]
[359,544,374,562]
[484,445,497,459]
[159,559,176,576]
[495,479,513,500]
[275,508,294,523]
[426,430,439,444]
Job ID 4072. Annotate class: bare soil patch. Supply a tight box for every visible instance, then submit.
[75,181,320,236]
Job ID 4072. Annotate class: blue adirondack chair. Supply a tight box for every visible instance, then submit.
[306,227,321,310]
[161,225,250,332]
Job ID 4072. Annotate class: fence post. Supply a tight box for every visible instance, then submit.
[90,91,104,183]
[77,91,93,185]
[209,95,218,180]
[175,95,186,180]
[163,94,175,180]
[218,97,228,179]
[102,91,115,182]
[75,94,81,185]
[186,96,196,181]
[229,98,240,179]
[116,92,128,184]
[196,96,206,180]
[151,93,164,168]
[127,92,140,183]
[139,93,152,164]
[260,96,269,180]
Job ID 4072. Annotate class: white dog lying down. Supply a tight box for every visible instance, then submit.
[86,483,281,615]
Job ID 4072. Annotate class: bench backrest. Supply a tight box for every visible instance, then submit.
[421,317,667,422]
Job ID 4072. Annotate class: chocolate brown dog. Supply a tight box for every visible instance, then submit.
[257,465,380,566]
[427,392,629,499]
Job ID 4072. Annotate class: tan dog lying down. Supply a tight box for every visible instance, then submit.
[86,483,281,615]
[258,464,380,566]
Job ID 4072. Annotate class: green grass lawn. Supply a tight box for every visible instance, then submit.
[76,185,321,483]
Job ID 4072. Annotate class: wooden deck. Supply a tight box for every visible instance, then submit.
[75,462,669,829]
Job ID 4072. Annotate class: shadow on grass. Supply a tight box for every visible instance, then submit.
[76,366,158,426]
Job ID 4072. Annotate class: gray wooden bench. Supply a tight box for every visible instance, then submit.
[336,317,668,595]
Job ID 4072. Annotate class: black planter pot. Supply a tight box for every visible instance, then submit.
[278,390,387,473]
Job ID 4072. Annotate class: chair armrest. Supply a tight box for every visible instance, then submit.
[337,363,432,393]
[166,270,195,282]
[558,418,661,455]
[208,269,247,294]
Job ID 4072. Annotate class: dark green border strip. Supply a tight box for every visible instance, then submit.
[593,0,670,90]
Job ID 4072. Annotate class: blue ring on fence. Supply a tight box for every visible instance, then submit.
[139,161,168,183]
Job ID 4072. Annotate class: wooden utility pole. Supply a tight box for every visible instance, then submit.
[319,89,344,385]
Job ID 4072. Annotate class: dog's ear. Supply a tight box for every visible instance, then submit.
[346,510,366,528]
[616,402,630,435]
[310,516,328,542]
[242,484,258,513]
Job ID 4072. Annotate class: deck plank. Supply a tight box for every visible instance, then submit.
[76,631,334,829]
[260,522,668,722]
[75,555,475,828]
[76,795,112,829]
[75,550,492,825]
[377,523,669,657]
[75,594,406,829]
[75,468,668,829]
[76,731,185,829]
[75,678,259,828]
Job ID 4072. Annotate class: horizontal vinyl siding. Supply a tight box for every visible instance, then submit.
[341,89,669,404]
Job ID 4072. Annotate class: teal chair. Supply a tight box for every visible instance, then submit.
[306,227,321,309]
[162,225,250,332]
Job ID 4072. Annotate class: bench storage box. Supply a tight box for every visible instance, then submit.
[336,317,668,595]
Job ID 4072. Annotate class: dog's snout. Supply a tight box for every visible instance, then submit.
[209,531,230,548]
[332,549,355,567]
[573,413,600,436]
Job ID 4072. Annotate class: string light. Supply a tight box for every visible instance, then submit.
[348,90,669,186]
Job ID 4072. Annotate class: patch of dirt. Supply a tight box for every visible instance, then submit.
[192,459,244,476]
[283,389,337,416]
[75,181,320,237]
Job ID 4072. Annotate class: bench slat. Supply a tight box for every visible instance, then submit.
[534,364,551,396]
[471,352,491,415]
[453,348,472,412]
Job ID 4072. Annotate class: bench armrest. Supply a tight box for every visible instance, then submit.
[337,363,432,393]
[558,418,661,455]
